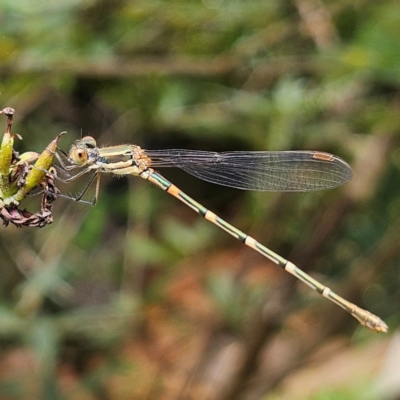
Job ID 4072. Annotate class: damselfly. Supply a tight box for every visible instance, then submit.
[57,136,387,333]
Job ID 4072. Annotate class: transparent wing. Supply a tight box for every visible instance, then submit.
[145,150,352,192]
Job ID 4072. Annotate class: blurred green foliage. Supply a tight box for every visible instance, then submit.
[0,0,399,399]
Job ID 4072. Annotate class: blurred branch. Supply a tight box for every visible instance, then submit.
[4,55,322,83]
[9,56,236,78]
[295,0,339,49]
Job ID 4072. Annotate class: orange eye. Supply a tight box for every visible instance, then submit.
[69,146,88,165]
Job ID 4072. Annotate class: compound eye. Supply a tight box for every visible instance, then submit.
[69,146,88,165]
[81,136,97,148]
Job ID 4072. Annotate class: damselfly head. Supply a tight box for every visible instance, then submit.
[69,136,97,165]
